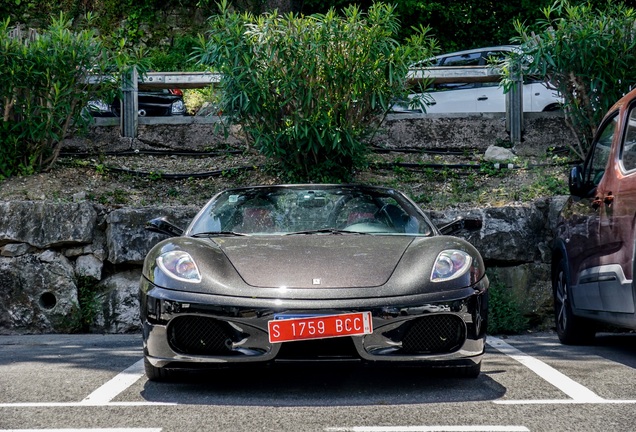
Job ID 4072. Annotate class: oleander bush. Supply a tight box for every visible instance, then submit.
[503,0,636,159]
[195,0,438,181]
[0,14,146,179]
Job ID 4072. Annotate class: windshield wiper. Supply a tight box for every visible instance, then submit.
[284,228,369,235]
[191,231,247,237]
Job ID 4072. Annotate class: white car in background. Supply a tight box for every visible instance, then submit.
[395,45,562,114]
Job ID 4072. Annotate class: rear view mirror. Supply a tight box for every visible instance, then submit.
[145,217,184,237]
[297,191,327,207]
[568,166,583,196]
[438,216,482,235]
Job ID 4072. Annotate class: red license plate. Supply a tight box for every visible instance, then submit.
[268,312,373,343]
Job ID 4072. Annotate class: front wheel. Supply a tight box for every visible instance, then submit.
[144,356,173,381]
[553,259,595,345]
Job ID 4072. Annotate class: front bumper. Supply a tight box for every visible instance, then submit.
[140,277,488,370]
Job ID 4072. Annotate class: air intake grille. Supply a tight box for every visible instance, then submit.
[168,316,238,356]
[401,315,465,354]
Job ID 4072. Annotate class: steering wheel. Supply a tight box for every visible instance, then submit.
[373,204,396,229]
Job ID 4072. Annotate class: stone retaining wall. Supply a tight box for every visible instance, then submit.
[62,112,576,155]
[0,198,567,334]
[0,113,575,333]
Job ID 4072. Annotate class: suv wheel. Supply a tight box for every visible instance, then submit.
[553,259,596,345]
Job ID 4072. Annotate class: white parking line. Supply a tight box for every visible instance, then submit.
[0,402,175,408]
[493,398,636,405]
[2,338,636,409]
[325,427,529,431]
[487,336,605,404]
[0,429,161,432]
[80,359,145,405]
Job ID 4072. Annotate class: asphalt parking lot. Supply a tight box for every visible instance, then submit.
[1,331,636,431]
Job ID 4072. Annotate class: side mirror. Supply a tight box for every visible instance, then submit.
[145,217,184,237]
[568,165,583,196]
[439,216,482,235]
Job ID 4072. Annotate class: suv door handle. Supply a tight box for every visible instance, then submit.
[477,96,488,101]
[592,194,614,209]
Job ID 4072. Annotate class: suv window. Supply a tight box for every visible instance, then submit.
[436,51,482,91]
[440,52,482,67]
[621,106,636,172]
[584,114,617,187]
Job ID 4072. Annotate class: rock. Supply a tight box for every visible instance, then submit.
[484,145,516,162]
[0,201,97,249]
[39,250,59,263]
[538,242,552,263]
[0,252,77,334]
[72,191,87,202]
[93,269,142,333]
[430,205,547,264]
[93,248,107,261]
[548,195,570,234]
[63,246,86,258]
[75,254,103,280]
[478,206,546,263]
[1,243,32,257]
[105,206,198,265]
[63,227,108,260]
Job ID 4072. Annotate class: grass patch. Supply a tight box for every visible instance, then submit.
[58,276,101,333]
[487,274,529,335]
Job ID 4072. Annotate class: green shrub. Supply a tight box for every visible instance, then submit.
[0,14,145,179]
[195,0,437,182]
[57,276,101,333]
[487,275,529,335]
[147,34,202,72]
[503,0,636,159]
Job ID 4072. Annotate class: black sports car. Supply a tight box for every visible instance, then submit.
[139,184,489,380]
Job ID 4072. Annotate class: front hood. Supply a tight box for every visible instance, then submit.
[214,235,414,288]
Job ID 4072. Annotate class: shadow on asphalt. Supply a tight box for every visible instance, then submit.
[139,362,507,406]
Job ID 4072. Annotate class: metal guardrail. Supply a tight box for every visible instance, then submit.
[139,72,222,90]
[408,66,523,143]
[407,66,502,83]
[111,67,524,143]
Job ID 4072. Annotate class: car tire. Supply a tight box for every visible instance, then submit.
[542,103,562,112]
[553,259,596,345]
[144,356,172,381]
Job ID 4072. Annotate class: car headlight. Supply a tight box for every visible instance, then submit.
[156,250,201,283]
[171,99,185,115]
[431,250,472,282]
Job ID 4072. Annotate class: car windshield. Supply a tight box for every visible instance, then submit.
[187,186,434,236]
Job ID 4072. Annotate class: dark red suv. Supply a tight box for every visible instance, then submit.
[553,87,636,344]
